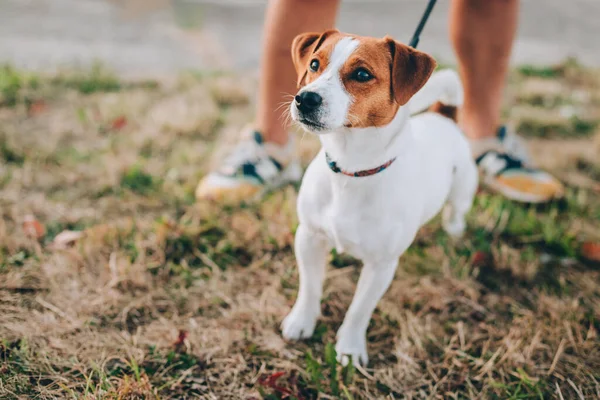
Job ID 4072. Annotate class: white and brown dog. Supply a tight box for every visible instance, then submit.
[282,30,478,366]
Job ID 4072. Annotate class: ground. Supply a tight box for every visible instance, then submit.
[1,61,600,399]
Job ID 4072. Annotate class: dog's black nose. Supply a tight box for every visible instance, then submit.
[295,91,322,113]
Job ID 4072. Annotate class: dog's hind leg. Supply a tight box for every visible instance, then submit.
[281,224,329,340]
[443,157,478,239]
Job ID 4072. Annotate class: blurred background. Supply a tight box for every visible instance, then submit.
[2,0,600,77]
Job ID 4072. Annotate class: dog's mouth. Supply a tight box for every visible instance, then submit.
[298,118,326,131]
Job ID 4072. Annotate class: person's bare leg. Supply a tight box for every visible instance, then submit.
[195,0,339,203]
[450,0,519,141]
[256,0,340,145]
[449,0,564,203]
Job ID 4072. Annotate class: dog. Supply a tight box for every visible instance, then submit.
[281,30,478,367]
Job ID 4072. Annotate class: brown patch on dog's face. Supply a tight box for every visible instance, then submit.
[291,30,342,87]
[342,37,437,128]
[340,37,397,128]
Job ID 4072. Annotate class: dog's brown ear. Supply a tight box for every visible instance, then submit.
[385,36,436,105]
[291,29,339,87]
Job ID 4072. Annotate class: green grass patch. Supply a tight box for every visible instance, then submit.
[330,248,360,269]
[258,344,357,399]
[489,367,547,399]
[0,135,25,165]
[0,65,39,107]
[576,158,600,181]
[1,250,32,269]
[517,115,598,138]
[517,57,581,80]
[52,62,121,94]
[158,218,251,275]
[517,65,562,79]
[120,165,159,195]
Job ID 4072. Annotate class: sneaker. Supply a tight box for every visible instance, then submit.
[195,127,302,204]
[472,126,564,203]
[496,125,531,164]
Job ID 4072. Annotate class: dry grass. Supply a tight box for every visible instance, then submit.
[1,60,600,399]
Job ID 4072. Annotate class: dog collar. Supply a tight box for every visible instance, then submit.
[325,152,396,177]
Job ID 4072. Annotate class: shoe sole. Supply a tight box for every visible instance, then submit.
[484,178,562,204]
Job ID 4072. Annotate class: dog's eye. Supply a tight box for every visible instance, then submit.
[309,59,320,72]
[353,68,373,82]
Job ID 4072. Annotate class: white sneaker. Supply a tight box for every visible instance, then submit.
[471,126,564,203]
[195,127,302,204]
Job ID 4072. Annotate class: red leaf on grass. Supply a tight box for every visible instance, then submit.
[27,100,48,116]
[110,116,128,131]
[173,330,188,349]
[471,251,491,267]
[22,215,45,239]
[581,242,600,262]
[266,371,286,386]
[258,371,293,396]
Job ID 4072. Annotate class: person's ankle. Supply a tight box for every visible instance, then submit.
[264,136,289,147]
[258,125,290,147]
[468,137,504,159]
[458,114,504,157]
[458,110,498,140]
[461,122,502,158]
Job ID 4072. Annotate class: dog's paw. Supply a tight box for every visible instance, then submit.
[442,206,466,239]
[281,307,318,341]
[335,329,368,367]
[443,218,465,239]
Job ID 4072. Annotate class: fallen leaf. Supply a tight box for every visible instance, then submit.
[51,230,84,249]
[471,251,491,267]
[27,100,48,116]
[257,371,293,396]
[173,330,189,350]
[22,215,45,239]
[581,242,600,262]
[110,115,128,130]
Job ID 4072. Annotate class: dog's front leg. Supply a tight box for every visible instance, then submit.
[336,260,398,367]
[281,224,329,340]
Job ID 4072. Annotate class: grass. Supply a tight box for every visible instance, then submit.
[0,135,25,165]
[120,165,160,195]
[516,116,599,139]
[516,58,582,79]
[0,61,599,399]
[0,62,158,109]
[0,65,39,107]
[52,62,122,94]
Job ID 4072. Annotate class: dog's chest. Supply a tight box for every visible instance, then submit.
[323,185,398,260]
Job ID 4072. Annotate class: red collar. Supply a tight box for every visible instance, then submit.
[325,152,397,177]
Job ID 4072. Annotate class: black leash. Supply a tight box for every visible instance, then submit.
[408,0,438,48]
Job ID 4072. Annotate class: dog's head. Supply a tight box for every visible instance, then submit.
[290,30,436,133]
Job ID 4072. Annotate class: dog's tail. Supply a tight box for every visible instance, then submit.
[407,69,463,122]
